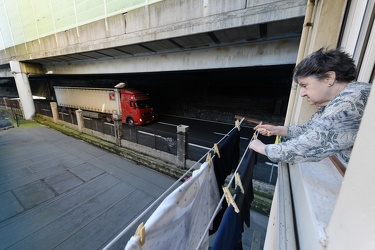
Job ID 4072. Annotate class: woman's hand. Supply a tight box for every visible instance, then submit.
[253,125,287,137]
[249,140,266,155]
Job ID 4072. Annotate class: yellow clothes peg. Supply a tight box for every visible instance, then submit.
[214,143,221,158]
[134,222,145,246]
[235,119,241,131]
[234,172,244,194]
[222,186,240,213]
[275,135,282,144]
[206,152,212,168]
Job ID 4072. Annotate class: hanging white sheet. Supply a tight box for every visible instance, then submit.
[125,160,220,250]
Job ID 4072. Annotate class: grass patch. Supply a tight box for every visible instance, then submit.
[254,189,274,200]
[252,194,273,216]
[16,120,41,128]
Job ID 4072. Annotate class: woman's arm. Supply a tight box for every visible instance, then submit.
[253,124,288,137]
[254,84,371,164]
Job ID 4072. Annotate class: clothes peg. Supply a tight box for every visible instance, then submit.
[251,121,263,141]
[275,135,282,144]
[222,186,240,213]
[234,172,244,194]
[214,143,221,158]
[206,152,212,168]
[206,152,211,162]
[134,222,145,246]
[235,119,241,131]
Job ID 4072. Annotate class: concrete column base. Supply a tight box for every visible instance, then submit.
[177,125,189,169]
[50,102,59,123]
[114,119,122,146]
[75,109,84,132]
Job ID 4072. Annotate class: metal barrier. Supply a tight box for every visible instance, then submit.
[34,101,53,117]
[84,118,115,137]
[122,126,177,155]
[34,102,178,156]
[0,98,24,127]
[59,107,77,125]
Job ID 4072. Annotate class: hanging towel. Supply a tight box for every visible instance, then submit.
[125,160,220,250]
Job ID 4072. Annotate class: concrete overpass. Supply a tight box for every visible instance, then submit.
[0,0,306,118]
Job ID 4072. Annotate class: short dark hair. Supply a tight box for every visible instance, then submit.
[293,48,357,83]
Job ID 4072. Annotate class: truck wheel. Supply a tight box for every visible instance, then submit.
[127,117,135,126]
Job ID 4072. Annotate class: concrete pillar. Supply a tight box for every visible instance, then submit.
[2,97,9,109]
[75,109,84,132]
[113,114,122,146]
[177,125,189,169]
[50,102,59,123]
[113,89,122,146]
[9,61,35,120]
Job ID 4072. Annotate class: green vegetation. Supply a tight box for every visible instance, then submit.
[252,193,273,216]
[16,119,41,128]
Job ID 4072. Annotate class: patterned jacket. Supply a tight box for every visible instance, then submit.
[265,81,372,166]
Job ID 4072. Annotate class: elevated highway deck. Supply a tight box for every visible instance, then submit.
[0,0,306,74]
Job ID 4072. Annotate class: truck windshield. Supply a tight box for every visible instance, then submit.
[135,100,152,109]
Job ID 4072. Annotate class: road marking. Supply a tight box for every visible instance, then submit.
[138,130,211,150]
[157,122,178,127]
[213,132,249,140]
[157,113,246,127]
[138,130,162,138]
[188,143,211,150]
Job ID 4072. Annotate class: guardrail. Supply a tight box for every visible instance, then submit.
[0,98,24,127]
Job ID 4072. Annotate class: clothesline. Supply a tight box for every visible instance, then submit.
[102,117,246,250]
[194,122,260,250]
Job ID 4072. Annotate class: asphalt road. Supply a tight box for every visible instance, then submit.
[139,113,278,185]
[143,113,275,149]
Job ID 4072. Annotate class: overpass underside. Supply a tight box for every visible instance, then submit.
[0,0,306,75]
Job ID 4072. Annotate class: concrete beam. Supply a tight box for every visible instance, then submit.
[0,0,306,65]
[45,38,299,74]
[2,62,43,76]
[0,70,13,78]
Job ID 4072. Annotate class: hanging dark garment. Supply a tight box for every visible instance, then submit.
[213,129,241,186]
[234,149,258,230]
[211,204,243,250]
[211,149,258,250]
[210,129,240,234]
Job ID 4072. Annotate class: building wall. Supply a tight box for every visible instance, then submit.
[264,0,375,248]
[0,0,163,49]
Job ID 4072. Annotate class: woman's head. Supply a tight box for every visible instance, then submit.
[293,48,357,84]
[294,48,357,107]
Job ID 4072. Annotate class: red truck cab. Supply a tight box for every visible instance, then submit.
[120,89,154,125]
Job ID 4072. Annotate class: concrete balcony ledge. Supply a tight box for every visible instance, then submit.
[289,158,343,249]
